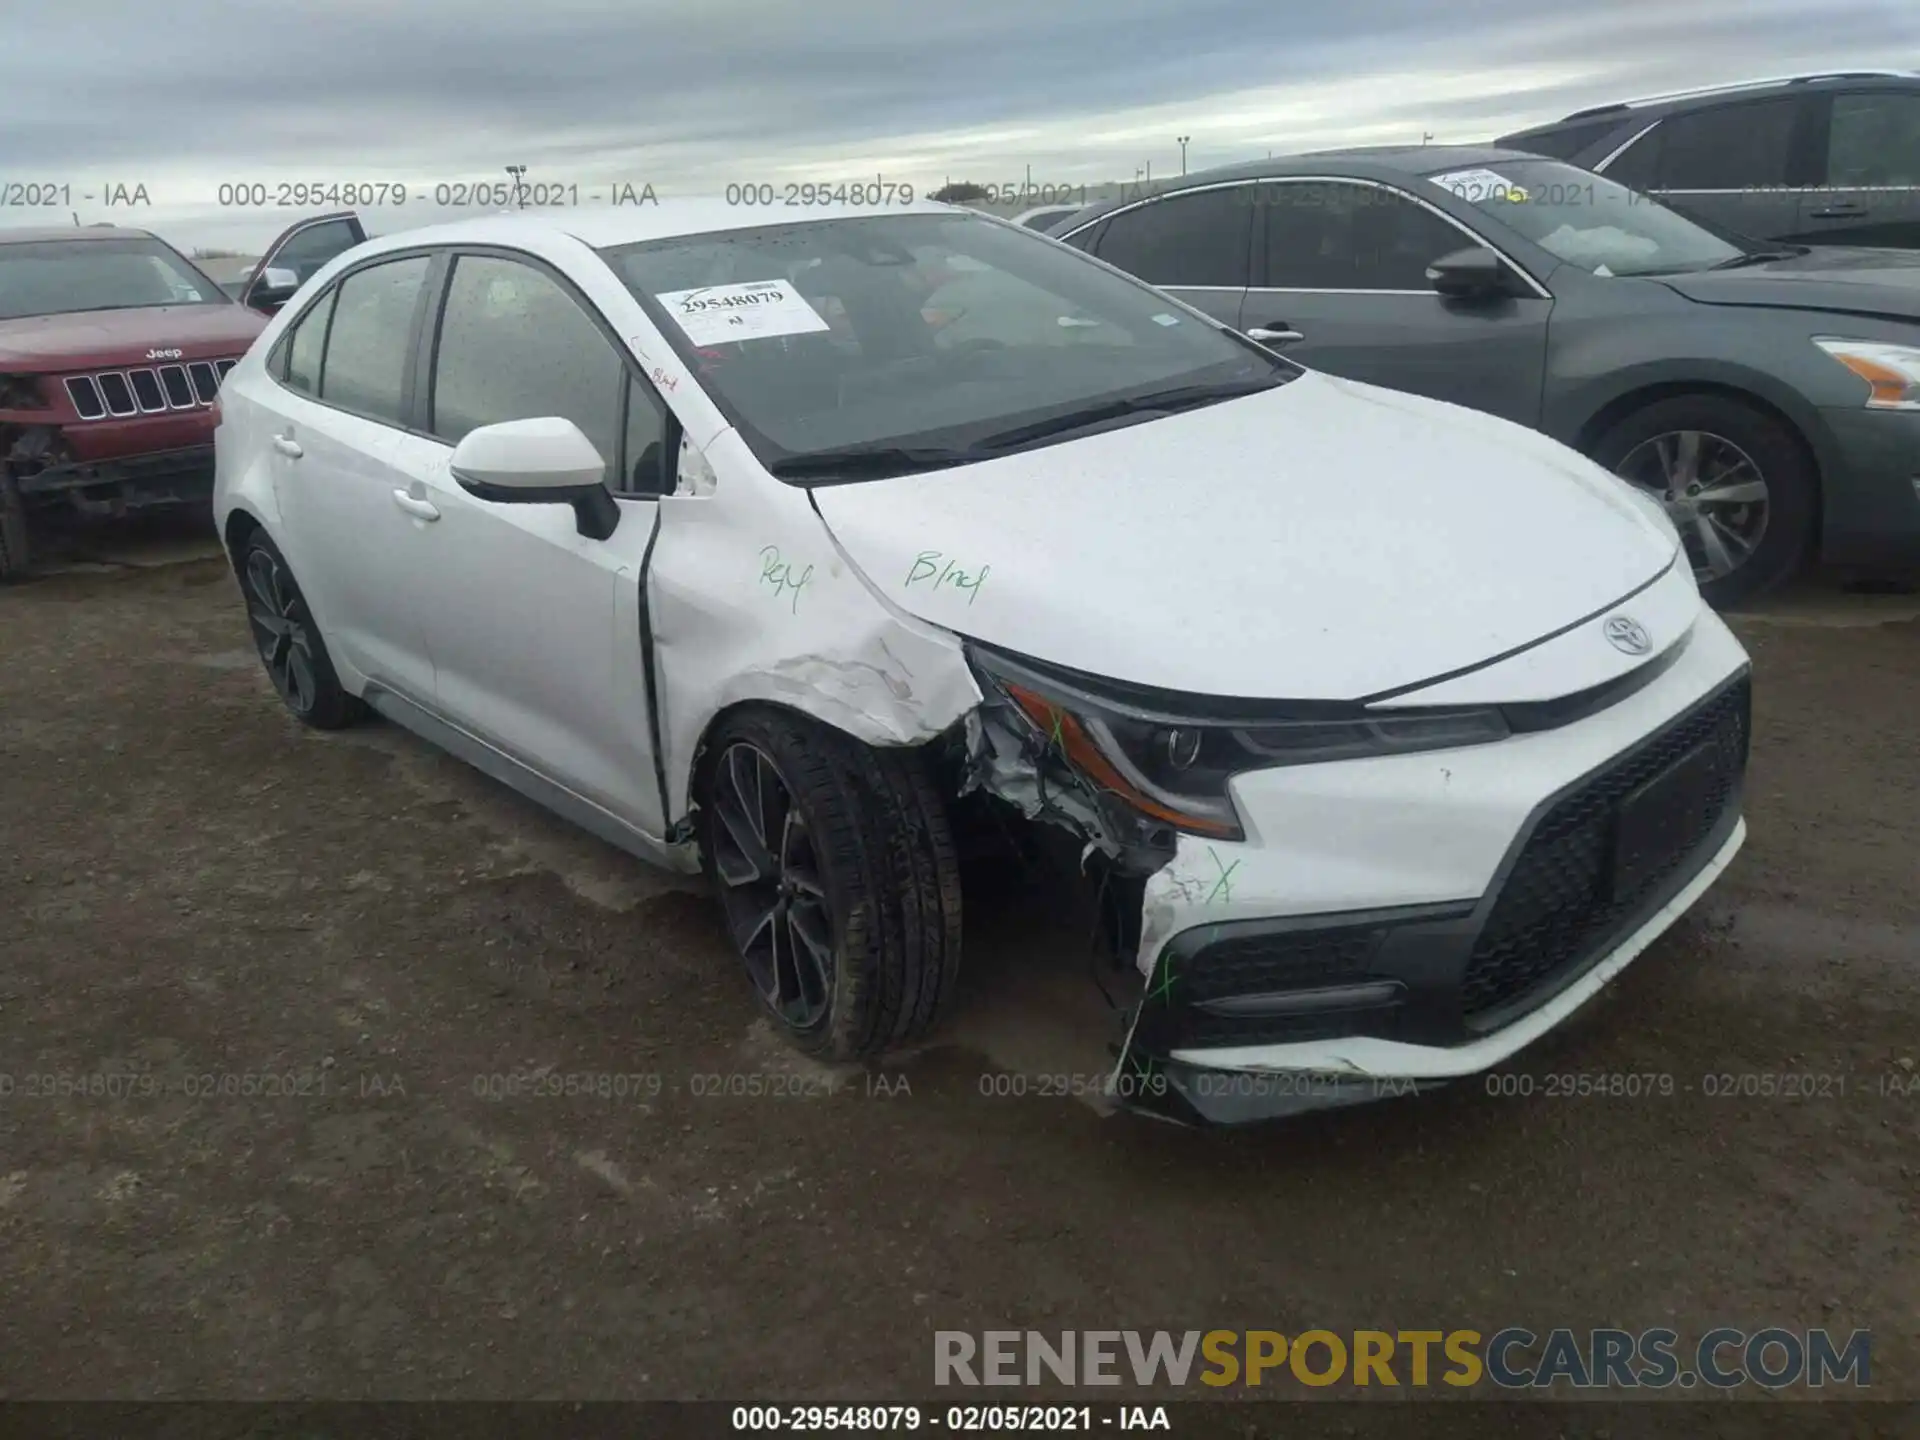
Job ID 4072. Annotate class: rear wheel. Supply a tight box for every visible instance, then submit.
[237,529,364,729]
[696,708,962,1060]
[1592,394,1817,607]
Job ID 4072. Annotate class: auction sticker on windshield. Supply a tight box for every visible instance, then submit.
[656,279,830,345]
[1430,167,1527,202]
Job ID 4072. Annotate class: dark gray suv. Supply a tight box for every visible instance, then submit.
[1051,145,1920,604]
[1496,71,1920,252]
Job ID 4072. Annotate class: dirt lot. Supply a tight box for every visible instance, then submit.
[1,519,1916,1407]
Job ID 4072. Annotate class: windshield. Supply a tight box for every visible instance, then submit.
[0,238,228,320]
[600,212,1295,480]
[1423,158,1743,277]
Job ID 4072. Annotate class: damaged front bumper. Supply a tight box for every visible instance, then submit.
[9,432,216,512]
[965,613,1753,1127]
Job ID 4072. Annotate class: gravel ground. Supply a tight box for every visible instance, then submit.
[1,520,1915,1410]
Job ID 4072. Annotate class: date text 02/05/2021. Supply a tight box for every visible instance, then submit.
[209,181,662,208]
[729,1405,1170,1431]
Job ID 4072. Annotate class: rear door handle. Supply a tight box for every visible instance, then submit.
[271,434,303,458]
[1247,326,1305,344]
[1809,202,1868,219]
[392,490,440,522]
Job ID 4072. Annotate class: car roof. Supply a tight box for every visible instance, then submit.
[1501,69,1920,142]
[0,224,156,245]
[348,198,961,261]
[1046,145,1544,231]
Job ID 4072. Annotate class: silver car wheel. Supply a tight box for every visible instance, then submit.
[1614,429,1770,585]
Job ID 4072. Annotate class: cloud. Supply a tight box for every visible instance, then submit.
[3,0,1912,248]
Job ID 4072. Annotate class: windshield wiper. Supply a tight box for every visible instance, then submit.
[970,375,1284,453]
[1707,247,1808,271]
[768,444,981,480]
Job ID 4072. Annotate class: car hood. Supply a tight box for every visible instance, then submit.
[0,304,266,368]
[809,372,1678,700]
[1657,247,1920,322]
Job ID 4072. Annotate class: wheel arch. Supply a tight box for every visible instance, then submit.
[672,693,968,838]
[1570,379,1827,552]
[221,504,266,573]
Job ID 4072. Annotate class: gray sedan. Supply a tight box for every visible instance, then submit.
[1051,145,1920,604]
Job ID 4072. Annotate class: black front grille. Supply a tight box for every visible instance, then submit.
[129,369,166,411]
[188,361,220,404]
[1162,919,1405,1048]
[97,372,136,415]
[160,364,195,408]
[65,375,106,419]
[1185,927,1381,1005]
[1460,677,1749,1023]
[61,359,238,420]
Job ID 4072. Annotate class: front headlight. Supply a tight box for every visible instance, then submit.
[1814,338,1920,411]
[971,647,1510,842]
[0,373,47,409]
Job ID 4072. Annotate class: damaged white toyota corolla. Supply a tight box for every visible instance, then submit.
[214,201,1750,1125]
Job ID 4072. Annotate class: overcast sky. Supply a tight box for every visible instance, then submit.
[6,0,1916,250]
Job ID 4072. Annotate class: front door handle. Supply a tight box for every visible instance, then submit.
[392,489,440,522]
[1808,202,1868,219]
[1247,326,1305,344]
[271,434,303,459]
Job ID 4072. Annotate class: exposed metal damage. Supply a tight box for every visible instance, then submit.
[954,676,1214,1122]
[958,673,1180,879]
[6,423,213,513]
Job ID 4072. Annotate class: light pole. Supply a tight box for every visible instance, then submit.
[505,164,528,209]
[1177,135,1190,175]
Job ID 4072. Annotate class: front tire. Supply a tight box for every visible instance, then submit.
[696,708,962,1060]
[1592,394,1817,608]
[236,529,364,730]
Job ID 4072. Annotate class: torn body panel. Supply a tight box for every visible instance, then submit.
[646,427,982,827]
[960,706,1127,865]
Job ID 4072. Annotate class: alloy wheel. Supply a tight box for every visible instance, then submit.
[243,548,319,715]
[1614,429,1770,585]
[709,741,836,1029]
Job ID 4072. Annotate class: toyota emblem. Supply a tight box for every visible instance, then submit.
[1603,615,1653,656]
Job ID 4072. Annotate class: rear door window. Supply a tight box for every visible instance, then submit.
[1826,92,1920,186]
[316,255,430,425]
[281,288,336,394]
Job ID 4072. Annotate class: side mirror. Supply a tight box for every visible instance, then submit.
[449,417,620,540]
[246,266,301,313]
[1426,246,1520,300]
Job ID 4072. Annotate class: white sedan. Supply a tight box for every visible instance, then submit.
[213,200,1751,1124]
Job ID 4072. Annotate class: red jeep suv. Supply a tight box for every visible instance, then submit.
[0,215,365,578]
